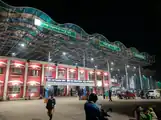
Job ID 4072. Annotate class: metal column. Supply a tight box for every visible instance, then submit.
[107,60,111,89]
[55,65,58,79]
[3,59,11,100]
[139,66,143,90]
[23,62,28,98]
[125,64,129,90]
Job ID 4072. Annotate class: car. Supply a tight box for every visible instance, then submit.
[117,91,136,99]
[147,89,160,99]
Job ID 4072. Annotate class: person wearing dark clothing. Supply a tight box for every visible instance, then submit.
[103,93,105,99]
[108,90,112,101]
[46,96,56,120]
[84,93,101,120]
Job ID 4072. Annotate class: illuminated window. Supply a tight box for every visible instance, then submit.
[11,68,22,75]
[29,70,39,76]
[58,68,66,79]
[8,86,20,94]
[45,68,55,77]
[69,70,76,79]
[96,74,103,80]
[79,71,85,80]
[28,86,38,92]
[88,72,94,81]
[0,68,3,74]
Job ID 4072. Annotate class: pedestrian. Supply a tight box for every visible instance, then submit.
[103,92,105,99]
[109,90,112,101]
[46,95,56,120]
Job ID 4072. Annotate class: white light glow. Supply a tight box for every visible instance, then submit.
[34,18,42,26]
[97,72,101,75]
[62,52,66,55]
[70,69,75,73]
[0,61,5,65]
[127,65,130,68]
[27,81,40,85]
[110,68,113,71]
[105,83,108,86]
[31,65,39,69]
[80,70,84,73]
[133,66,136,69]
[20,43,25,47]
[118,69,120,71]
[12,53,16,56]
[104,73,108,76]
[12,94,17,97]
[89,71,94,74]
[111,62,114,65]
[91,58,94,61]
[97,81,102,87]
[15,63,22,67]
[30,93,34,97]
[95,66,97,68]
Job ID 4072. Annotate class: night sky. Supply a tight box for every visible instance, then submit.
[3,0,161,79]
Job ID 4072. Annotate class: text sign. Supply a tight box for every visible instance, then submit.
[134,53,146,60]
[99,41,121,51]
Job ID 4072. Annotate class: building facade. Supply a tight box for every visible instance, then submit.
[0,56,157,100]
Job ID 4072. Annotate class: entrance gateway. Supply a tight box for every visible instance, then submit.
[45,78,95,97]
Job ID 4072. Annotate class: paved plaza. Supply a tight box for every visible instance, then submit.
[0,97,161,120]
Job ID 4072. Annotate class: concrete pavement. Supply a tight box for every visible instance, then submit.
[0,97,132,120]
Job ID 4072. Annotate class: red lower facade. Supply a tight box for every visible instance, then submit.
[0,56,113,100]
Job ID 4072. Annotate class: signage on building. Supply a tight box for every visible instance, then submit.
[46,78,95,86]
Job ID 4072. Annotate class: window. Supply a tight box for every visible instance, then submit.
[58,69,66,79]
[104,75,108,81]
[97,75,103,80]
[11,68,22,75]
[29,70,39,76]
[45,68,55,77]
[0,68,3,74]
[28,86,38,92]
[69,71,76,79]
[79,71,85,80]
[89,73,95,81]
[8,86,20,94]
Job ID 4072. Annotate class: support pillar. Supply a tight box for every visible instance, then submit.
[55,65,58,79]
[102,73,105,94]
[3,59,11,100]
[41,64,45,86]
[23,62,28,98]
[125,64,129,90]
[78,68,80,80]
[66,68,69,95]
[139,66,143,90]
[94,69,97,94]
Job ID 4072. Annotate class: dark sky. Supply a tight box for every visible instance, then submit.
[3,0,161,79]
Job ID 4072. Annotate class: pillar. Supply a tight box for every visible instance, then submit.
[55,65,58,79]
[41,64,45,85]
[23,62,28,98]
[125,64,129,89]
[3,59,11,100]
[94,69,97,94]
[66,68,69,95]
[139,66,143,90]
[102,73,105,94]
[78,68,80,80]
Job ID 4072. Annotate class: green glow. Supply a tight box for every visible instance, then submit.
[99,41,121,51]
[134,53,146,60]
[34,19,76,38]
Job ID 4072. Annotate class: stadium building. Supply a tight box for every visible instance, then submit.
[0,1,157,100]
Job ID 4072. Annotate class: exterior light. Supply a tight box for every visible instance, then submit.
[63,52,66,55]
[127,65,130,68]
[20,43,25,47]
[95,65,97,68]
[118,69,120,71]
[34,18,42,26]
[15,63,22,67]
[12,53,16,56]
[133,66,136,69]
[91,58,94,61]
[49,58,52,61]
[110,68,113,71]
[111,62,114,65]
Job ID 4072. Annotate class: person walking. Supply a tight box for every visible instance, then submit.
[109,90,112,101]
[46,95,56,120]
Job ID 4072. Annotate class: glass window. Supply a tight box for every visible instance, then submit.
[28,86,38,92]
[79,71,85,80]
[29,70,39,76]
[96,75,103,80]
[89,73,95,81]
[0,68,3,74]
[69,71,76,79]
[11,68,22,75]
[104,75,108,81]
[58,68,66,79]
[45,68,55,77]
[8,86,20,94]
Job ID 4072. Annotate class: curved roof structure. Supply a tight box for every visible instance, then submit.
[0,0,155,70]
